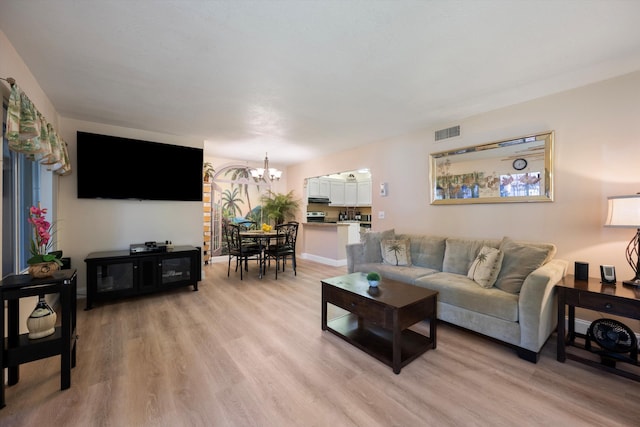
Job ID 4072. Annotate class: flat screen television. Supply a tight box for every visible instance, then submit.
[77,131,203,201]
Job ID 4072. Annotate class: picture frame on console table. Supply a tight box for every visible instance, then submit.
[429,131,554,205]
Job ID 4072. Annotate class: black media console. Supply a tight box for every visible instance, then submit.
[84,245,201,310]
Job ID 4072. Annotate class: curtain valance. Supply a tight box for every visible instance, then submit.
[3,78,71,175]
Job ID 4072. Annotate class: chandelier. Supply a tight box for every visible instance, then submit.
[250,152,282,181]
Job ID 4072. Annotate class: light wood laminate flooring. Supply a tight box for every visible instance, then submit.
[1,259,639,426]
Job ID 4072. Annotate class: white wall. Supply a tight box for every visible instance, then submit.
[57,118,204,294]
[289,70,640,329]
[290,70,640,282]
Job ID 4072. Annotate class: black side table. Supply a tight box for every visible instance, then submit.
[557,274,640,382]
[0,269,78,408]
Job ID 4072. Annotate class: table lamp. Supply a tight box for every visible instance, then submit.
[604,194,640,286]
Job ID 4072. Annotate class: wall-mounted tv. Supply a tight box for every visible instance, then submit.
[77,131,203,201]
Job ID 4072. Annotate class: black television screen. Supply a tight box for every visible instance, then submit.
[77,131,203,201]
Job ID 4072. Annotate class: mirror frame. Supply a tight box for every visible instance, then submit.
[429,131,554,205]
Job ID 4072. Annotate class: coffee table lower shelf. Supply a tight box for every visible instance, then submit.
[326,313,434,372]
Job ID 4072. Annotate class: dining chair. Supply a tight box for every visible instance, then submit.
[237,220,260,250]
[265,221,298,279]
[238,220,257,231]
[223,222,262,280]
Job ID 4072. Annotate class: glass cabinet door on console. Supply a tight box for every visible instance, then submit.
[94,259,137,297]
[160,253,195,287]
[137,257,159,293]
[85,246,201,310]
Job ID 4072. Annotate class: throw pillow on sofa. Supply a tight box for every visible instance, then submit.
[381,239,412,266]
[467,246,504,288]
[494,237,550,293]
[361,228,395,263]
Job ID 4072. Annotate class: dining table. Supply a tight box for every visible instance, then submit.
[239,230,279,278]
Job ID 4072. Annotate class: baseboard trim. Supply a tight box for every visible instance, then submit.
[569,317,640,341]
[210,254,347,267]
[299,253,347,267]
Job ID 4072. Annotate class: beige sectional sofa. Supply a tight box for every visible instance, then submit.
[346,229,568,362]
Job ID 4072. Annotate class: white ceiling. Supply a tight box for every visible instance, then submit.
[2,1,640,165]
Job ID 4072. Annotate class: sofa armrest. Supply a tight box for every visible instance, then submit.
[346,243,365,273]
[518,259,568,352]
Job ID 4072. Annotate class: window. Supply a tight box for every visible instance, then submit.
[499,173,541,198]
[2,98,50,276]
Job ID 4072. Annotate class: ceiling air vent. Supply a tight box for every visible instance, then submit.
[435,125,460,141]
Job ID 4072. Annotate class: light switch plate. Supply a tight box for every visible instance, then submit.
[379,182,388,197]
[378,211,385,219]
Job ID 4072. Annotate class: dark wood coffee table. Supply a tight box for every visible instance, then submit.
[321,272,438,374]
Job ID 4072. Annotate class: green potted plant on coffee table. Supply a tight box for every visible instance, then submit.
[366,272,381,287]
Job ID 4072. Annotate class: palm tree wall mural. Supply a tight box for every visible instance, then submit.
[211,164,272,256]
[221,188,244,218]
[224,166,266,215]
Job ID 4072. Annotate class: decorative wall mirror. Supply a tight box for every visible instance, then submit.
[429,131,554,205]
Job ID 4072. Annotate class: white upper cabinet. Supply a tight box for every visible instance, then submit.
[308,177,331,198]
[319,179,331,198]
[344,182,358,206]
[357,180,372,206]
[307,171,371,206]
[329,180,345,205]
[308,178,320,197]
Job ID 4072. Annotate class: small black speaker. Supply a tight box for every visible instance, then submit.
[575,261,589,281]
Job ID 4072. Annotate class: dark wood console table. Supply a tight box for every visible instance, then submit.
[0,269,78,408]
[84,245,201,310]
[557,274,640,381]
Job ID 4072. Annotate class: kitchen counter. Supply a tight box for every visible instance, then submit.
[302,222,361,266]
[317,220,371,226]
[304,222,353,227]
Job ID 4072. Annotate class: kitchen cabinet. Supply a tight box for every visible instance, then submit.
[308,178,331,198]
[319,179,331,198]
[308,178,319,197]
[345,182,358,206]
[330,180,345,206]
[357,180,372,206]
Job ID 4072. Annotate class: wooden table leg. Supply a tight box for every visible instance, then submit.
[61,284,71,390]
[557,288,566,362]
[430,297,437,350]
[392,310,401,374]
[7,299,20,385]
[321,285,327,331]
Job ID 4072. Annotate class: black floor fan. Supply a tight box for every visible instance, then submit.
[585,318,638,367]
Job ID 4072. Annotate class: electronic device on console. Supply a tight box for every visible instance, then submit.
[130,241,167,254]
[600,264,616,284]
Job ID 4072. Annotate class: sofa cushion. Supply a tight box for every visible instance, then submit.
[356,262,438,285]
[494,237,550,294]
[467,246,504,288]
[360,228,395,263]
[442,238,500,275]
[397,234,447,270]
[415,272,519,322]
[381,239,412,266]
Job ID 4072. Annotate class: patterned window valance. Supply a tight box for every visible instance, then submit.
[2,77,71,175]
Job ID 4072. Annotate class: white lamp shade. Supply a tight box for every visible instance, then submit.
[605,195,640,228]
[250,153,282,181]
[270,169,282,179]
